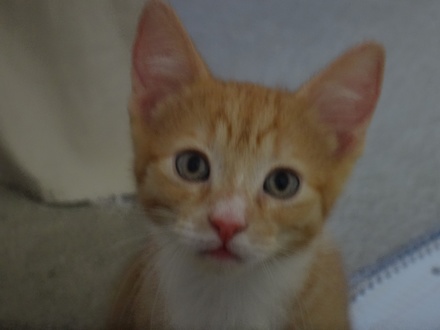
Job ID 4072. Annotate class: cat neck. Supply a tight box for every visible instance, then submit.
[152,233,323,330]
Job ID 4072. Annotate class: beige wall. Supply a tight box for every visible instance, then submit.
[0,1,146,203]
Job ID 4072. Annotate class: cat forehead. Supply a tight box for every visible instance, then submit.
[208,85,284,150]
[159,81,305,150]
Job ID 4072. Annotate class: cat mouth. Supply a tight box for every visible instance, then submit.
[201,245,241,262]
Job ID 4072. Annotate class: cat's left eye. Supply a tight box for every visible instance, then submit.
[175,150,210,182]
[263,168,300,199]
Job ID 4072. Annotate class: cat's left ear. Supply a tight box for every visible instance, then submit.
[299,42,385,156]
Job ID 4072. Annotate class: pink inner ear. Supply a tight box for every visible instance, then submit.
[316,73,379,129]
[130,1,209,120]
[307,43,385,155]
[131,11,182,113]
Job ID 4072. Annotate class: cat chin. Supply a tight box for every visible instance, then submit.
[163,242,267,276]
[195,256,246,275]
[188,245,280,277]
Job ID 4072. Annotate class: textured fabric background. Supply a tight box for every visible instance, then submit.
[0,0,439,328]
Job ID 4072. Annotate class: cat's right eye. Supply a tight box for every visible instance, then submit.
[175,150,210,182]
[263,168,300,199]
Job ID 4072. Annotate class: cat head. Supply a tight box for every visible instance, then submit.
[129,1,384,270]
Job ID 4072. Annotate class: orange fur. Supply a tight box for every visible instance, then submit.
[108,1,385,329]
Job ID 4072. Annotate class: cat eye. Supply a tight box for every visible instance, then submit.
[175,150,210,182]
[263,168,300,199]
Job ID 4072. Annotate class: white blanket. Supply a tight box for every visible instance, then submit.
[351,230,440,330]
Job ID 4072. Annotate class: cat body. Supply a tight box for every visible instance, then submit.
[108,1,384,329]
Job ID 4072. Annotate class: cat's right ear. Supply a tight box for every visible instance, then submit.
[131,0,210,119]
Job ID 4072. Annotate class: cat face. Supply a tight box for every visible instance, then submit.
[129,1,384,271]
[133,81,333,268]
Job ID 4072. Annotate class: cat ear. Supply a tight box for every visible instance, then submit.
[299,42,385,156]
[131,0,210,118]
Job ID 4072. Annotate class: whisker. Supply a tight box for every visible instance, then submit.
[108,234,148,253]
[149,273,161,330]
[150,242,187,328]
[296,300,308,330]
[260,259,275,281]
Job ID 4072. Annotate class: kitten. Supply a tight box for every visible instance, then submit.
[108,1,385,329]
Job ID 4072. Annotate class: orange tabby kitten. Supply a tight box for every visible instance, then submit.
[108,1,384,329]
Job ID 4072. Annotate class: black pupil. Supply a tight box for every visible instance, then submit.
[274,172,289,191]
[187,155,201,173]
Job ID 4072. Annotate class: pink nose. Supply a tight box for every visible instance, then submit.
[209,217,246,243]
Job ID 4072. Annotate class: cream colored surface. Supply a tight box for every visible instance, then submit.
[0,1,147,202]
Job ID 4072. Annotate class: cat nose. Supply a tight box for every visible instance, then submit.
[209,216,246,243]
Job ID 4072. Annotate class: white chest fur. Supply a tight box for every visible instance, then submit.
[153,244,316,330]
